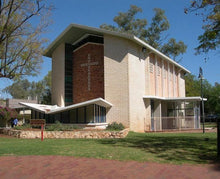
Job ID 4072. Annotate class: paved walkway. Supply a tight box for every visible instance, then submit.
[0,156,219,179]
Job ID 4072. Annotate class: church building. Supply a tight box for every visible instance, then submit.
[20,24,203,132]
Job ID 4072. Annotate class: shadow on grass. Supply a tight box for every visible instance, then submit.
[98,132,218,165]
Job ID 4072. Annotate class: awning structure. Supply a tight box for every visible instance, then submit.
[143,96,207,101]
[19,98,113,114]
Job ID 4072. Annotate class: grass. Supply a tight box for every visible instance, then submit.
[204,122,217,128]
[0,132,218,165]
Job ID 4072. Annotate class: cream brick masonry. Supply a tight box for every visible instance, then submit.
[52,43,65,107]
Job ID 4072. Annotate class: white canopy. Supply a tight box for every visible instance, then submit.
[143,96,207,101]
[19,98,112,114]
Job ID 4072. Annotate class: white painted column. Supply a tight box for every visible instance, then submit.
[162,59,164,97]
[167,62,170,97]
[178,70,181,97]
[145,56,150,95]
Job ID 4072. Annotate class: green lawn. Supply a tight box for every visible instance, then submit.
[204,122,217,128]
[0,132,218,165]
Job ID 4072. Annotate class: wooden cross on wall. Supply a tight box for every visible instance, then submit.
[80,54,98,91]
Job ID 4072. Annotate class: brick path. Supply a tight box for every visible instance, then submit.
[0,156,219,179]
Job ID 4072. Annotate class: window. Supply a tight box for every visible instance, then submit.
[44,105,106,124]
[149,58,154,73]
[78,107,85,123]
[70,109,77,123]
[86,105,94,123]
[157,64,161,76]
[150,63,154,73]
[169,70,173,81]
[163,68,167,79]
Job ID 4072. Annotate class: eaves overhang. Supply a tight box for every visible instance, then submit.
[19,98,113,114]
[143,96,207,101]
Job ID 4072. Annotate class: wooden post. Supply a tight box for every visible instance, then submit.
[30,119,45,141]
[41,124,44,141]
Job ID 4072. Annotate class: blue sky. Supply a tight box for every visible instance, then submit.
[0,0,219,98]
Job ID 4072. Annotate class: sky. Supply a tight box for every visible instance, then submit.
[0,0,219,98]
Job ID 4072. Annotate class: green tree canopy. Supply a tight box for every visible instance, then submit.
[0,0,52,79]
[185,73,220,114]
[185,0,220,54]
[100,5,187,62]
[3,71,51,104]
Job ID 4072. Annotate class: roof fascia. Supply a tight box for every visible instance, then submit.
[44,23,190,73]
[143,96,207,101]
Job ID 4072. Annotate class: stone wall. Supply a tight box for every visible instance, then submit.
[0,128,129,139]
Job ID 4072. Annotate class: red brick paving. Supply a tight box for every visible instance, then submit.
[0,156,219,179]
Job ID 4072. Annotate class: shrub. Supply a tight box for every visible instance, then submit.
[45,121,82,131]
[14,123,31,130]
[106,122,125,131]
[0,106,18,126]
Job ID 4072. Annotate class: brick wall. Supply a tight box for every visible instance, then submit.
[72,43,104,104]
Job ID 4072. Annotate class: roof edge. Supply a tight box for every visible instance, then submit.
[143,96,207,101]
[133,37,190,73]
[19,98,113,114]
[43,23,190,73]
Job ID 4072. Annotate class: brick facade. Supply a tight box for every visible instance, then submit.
[72,43,104,104]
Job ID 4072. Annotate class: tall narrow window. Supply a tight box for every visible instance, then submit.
[149,58,154,73]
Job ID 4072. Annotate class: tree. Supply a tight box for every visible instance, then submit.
[40,70,51,104]
[185,73,220,114]
[100,5,187,62]
[205,83,220,114]
[3,71,52,104]
[185,73,201,97]
[3,79,31,99]
[0,106,17,127]
[0,0,52,79]
[185,0,220,54]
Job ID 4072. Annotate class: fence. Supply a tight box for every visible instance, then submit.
[151,116,199,131]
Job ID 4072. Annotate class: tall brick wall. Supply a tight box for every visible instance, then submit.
[72,43,104,104]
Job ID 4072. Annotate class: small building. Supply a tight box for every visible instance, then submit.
[20,24,203,132]
[6,98,38,113]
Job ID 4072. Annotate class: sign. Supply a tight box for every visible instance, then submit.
[30,119,45,126]
[30,119,45,141]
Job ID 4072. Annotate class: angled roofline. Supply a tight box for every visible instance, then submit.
[43,23,190,73]
[19,98,113,114]
[143,95,207,101]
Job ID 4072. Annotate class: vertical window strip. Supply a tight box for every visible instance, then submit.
[97,105,99,123]
[104,108,106,122]
[93,104,95,123]
[100,107,103,123]
[95,105,97,123]
[31,110,33,119]
[84,106,87,123]
[76,108,78,123]
[157,63,160,76]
